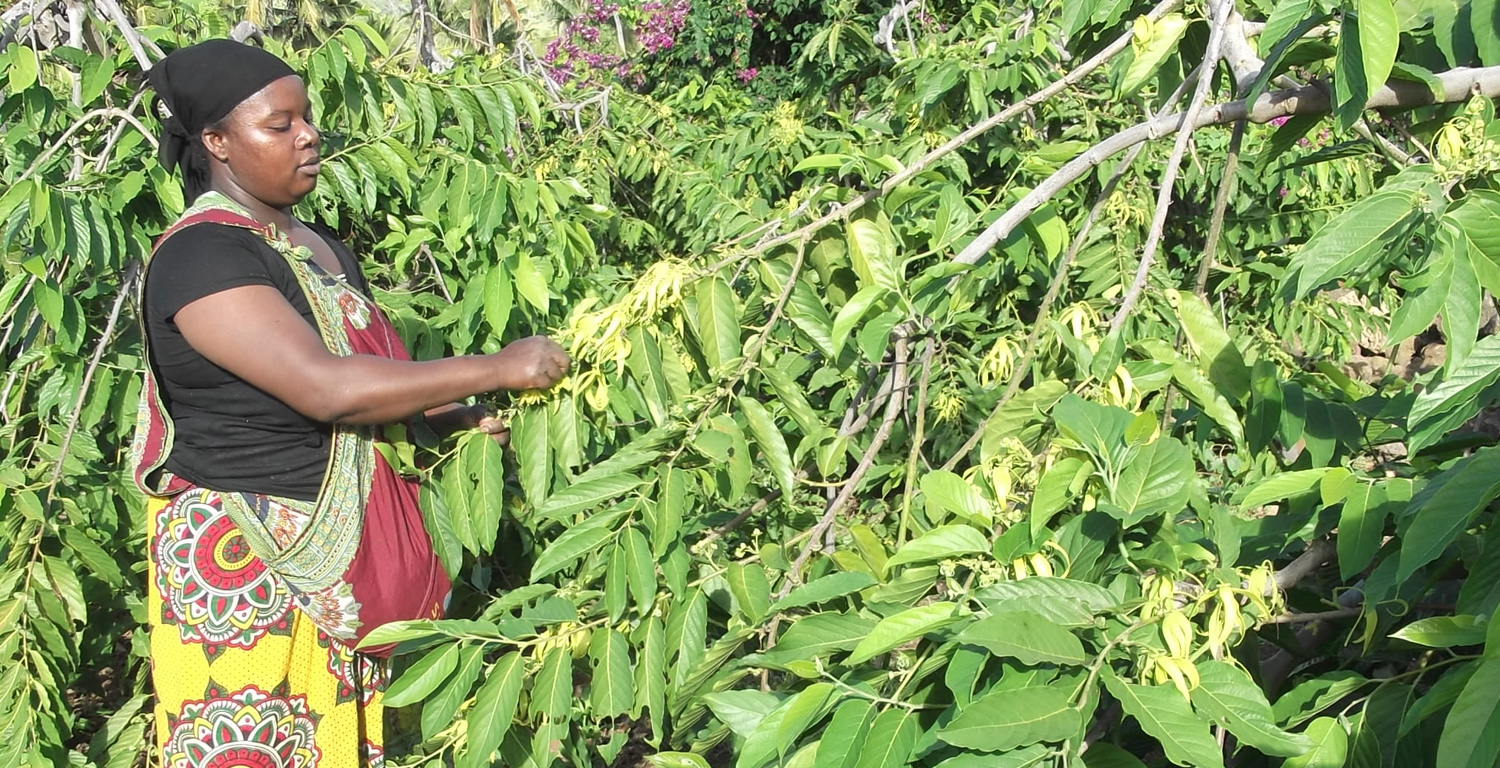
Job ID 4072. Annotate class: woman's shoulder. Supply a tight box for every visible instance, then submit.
[145,223,289,319]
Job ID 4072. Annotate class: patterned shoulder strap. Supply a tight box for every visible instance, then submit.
[128,206,277,497]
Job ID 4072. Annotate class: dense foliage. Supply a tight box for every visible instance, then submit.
[8,0,1500,766]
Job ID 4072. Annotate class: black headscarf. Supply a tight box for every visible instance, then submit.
[146,39,297,202]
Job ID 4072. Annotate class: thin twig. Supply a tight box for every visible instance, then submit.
[94,90,149,173]
[20,107,158,182]
[1108,0,1234,336]
[48,261,139,496]
[92,0,160,68]
[1264,607,1364,625]
[779,333,913,597]
[699,489,785,548]
[1195,117,1246,296]
[897,339,936,543]
[421,244,454,303]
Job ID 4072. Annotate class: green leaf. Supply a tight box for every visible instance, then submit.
[483,262,513,338]
[771,683,838,758]
[1285,717,1349,768]
[1031,456,1087,536]
[513,251,550,313]
[740,397,795,497]
[937,686,1081,752]
[648,754,712,768]
[1274,672,1370,728]
[920,471,994,524]
[1280,185,1428,301]
[1438,633,1500,767]
[623,526,656,613]
[846,219,900,292]
[530,506,627,580]
[820,699,876,768]
[975,577,1121,615]
[1120,14,1189,97]
[851,708,920,768]
[1400,661,1476,737]
[422,644,485,740]
[766,612,877,662]
[726,563,772,624]
[1104,672,1225,768]
[1235,468,1333,510]
[534,474,644,522]
[1408,335,1500,450]
[463,651,524,768]
[1102,436,1193,527]
[1333,0,1398,130]
[383,642,460,707]
[1392,615,1488,648]
[633,614,667,737]
[884,525,989,574]
[703,690,783,738]
[1259,0,1315,57]
[956,610,1086,666]
[59,528,123,586]
[1398,447,1500,583]
[1337,481,1388,580]
[1051,394,1133,472]
[653,466,687,557]
[8,45,38,92]
[1081,743,1149,768]
[771,571,876,613]
[530,646,572,721]
[695,276,742,371]
[589,627,634,718]
[831,285,889,358]
[1192,661,1313,757]
[512,405,551,509]
[845,602,962,665]
[1170,289,1250,403]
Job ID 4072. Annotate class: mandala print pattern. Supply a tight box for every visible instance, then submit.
[162,683,321,768]
[320,631,388,706]
[361,741,384,768]
[155,491,295,652]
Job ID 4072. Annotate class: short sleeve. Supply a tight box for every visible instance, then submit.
[145,224,278,322]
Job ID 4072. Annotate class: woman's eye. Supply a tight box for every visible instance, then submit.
[271,124,292,132]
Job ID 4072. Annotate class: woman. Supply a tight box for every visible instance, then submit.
[133,39,568,766]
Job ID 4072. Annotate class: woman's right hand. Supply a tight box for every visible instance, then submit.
[494,335,571,390]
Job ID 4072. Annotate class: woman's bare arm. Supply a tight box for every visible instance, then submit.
[174,284,568,425]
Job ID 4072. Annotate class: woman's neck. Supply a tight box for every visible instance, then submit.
[209,182,296,234]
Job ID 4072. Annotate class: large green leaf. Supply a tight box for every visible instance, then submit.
[740,396,795,497]
[955,610,1086,666]
[1235,468,1332,510]
[530,646,573,721]
[726,563,772,624]
[534,474,644,522]
[1407,335,1500,452]
[463,651,524,768]
[703,690,783,738]
[530,506,627,580]
[1392,615,1487,648]
[1170,289,1250,403]
[1397,447,1500,582]
[1285,717,1349,768]
[1104,672,1224,768]
[936,685,1081,751]
[820,699,876,768]
[1332,0,1398,130]
[383,643,460,708]
[846,218,900,292]
[589,627,634,718]
[512,404,552,509]
[1101,435,1194,527]
[1337,480,1391,581]
[884,525,989,574]
[845,602,962,665]
[1051,394,1133,472]
[851,708,920,768]
[695,276,742,371]
[770,572,876,613]
[1280,183,1428,301]
[765,612,877,662]
[1439,648,1500,768]
[1192,661,1313,757]
[920,471,995,524]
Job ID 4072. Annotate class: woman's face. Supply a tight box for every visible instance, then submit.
[202,75,321,208]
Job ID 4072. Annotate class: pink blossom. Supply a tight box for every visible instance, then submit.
[737,67,758,82]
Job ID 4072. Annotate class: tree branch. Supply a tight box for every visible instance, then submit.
[92,0,161,69]
[48,261,139,495]
[1195,117,1246,296]
[780,332,913,596]
[1108,0,1233,337]
[694,0,1186,278]
[950,64,1500,271]
[20,107,157,182]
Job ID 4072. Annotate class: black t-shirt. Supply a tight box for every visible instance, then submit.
[143,222,369,501]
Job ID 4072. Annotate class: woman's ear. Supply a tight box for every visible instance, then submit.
[201,123,231,163]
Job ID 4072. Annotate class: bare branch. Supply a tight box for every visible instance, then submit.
[780,332,913,596]
[950,64,1500,271]
[48,261,139,495]
[1195,118,1246,296]
[92,0,160,68]
[1108,0,1233,337]
[20,107,158,182]
[1274,538,1336,591]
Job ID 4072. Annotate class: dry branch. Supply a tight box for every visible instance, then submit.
[1109,0,1233,336]
[950,65,1500,271]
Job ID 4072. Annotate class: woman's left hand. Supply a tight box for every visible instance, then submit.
[475,409,510,446]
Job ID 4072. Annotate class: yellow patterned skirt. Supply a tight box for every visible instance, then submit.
[147,489,388,768]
